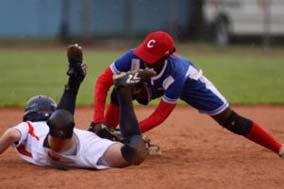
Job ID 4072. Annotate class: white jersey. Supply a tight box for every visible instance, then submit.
[13,121,116,170]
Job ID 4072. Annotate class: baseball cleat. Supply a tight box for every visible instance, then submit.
[113,69,156,88]
[66,44,86,82]
[143,136,162,156]
[67,43,82,64]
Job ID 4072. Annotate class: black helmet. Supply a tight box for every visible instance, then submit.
[47,109,74,139]
[23,95,57,122]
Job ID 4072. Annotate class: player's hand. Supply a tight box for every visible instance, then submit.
[88,122,123,141]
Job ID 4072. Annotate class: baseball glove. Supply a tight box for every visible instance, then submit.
[89,122,122,141]
[89,122,161,155]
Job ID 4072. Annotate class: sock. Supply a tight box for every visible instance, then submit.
[65,77,81,95]
[57,91,77,115]
[116,87,140,142]
[105,103,120,128]
[246,122,281,154]
[57,77,80,115]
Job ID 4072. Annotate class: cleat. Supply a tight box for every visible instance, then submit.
[67,43,82,64]
[66,44,86,82]
[113,69,156,88]
[143,136,162,156]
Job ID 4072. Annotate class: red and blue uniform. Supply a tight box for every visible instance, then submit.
[94,49,228,132]
[93,31,283,158]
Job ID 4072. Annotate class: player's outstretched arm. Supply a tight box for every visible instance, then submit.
[0,128,21,154]
[139,99,176,133]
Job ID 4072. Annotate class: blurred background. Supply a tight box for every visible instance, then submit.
[0,0,284,107]
[0,0,284,46]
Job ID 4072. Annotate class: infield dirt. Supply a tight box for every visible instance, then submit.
[1,106,284,189]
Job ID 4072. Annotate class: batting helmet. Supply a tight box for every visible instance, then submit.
[23,95,57,122]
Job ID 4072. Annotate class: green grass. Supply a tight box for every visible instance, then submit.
[0,46,283,107]
[0,49,121,106]
[191,56,284,104]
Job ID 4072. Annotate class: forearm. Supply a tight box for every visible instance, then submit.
[93,82,109,122]
[139,100,176,133]
[0,128,21,154]
[93,67,114,122]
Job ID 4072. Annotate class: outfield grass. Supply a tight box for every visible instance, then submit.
[0,45,283,107]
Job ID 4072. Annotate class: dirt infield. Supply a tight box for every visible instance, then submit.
[1,106,284,189]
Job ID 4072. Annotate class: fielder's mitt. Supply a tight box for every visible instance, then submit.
[89,122,161,155]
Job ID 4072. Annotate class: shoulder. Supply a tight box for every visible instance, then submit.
[167,56,190,74]
[112,49,143,73]
[14,121,48,138]
[116,49,137,60]
[13,122,29,131]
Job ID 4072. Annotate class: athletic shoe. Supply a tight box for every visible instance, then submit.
[66,44,86,82]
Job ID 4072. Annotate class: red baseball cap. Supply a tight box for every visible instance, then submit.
[134,31,175,64]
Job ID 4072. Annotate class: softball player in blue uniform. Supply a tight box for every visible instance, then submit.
[91,31,284,157]
[111,49,228,115]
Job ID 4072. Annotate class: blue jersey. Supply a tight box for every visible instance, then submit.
[110,49,228,116]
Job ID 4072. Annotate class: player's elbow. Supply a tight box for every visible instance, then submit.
[0,128,21,155]
[5,128,21,143]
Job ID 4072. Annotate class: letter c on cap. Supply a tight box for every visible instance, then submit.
[147,39,156,48]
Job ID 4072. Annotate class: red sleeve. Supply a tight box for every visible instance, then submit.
[93,67,113,123]
[139,99,176,133]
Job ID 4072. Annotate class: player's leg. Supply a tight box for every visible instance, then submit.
[213,107,283,156]
[104,83,152,129]
[56,44,86,114]
[104,89,120,128]
[101,87,147,167]
[94,75,153,138]
[181,72,283,156]
[101,70,156,167]
[115,73,150,165]
[46,44,85,154]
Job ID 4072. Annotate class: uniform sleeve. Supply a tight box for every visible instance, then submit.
[110,49,134,73]
[139,99,176,133]
[93,50,134,123]
[13,122,29,147]
[93,67,114,123]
